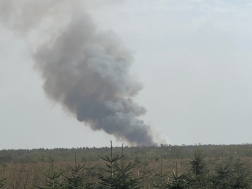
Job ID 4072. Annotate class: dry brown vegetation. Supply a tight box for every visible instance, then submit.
[1,145,252,188]
[1,157,252,188]
[0,159,187,188]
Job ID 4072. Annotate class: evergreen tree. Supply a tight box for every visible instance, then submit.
[36,159,65,189]
[186,147,207,188]
[64,152,85,189]
[98,142,141,189]
[153,156,168,189]
[229,156,250,189]
[167,162,186,189]
[0,178,6,188]
[141,154,152,189]
[97,141,122,189]
[211,155,231,189]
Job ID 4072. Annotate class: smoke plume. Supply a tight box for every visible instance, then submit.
[0,0,156,146]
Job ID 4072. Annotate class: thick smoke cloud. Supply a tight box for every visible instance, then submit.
[0,0,156,145]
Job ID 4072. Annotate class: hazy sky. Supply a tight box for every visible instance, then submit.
[1,0,252,149]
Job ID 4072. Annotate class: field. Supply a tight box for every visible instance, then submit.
[1,144,252,188]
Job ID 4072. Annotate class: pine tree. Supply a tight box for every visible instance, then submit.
[167,162,186,189]
[229,156,250,189]
[0,178,6,188]
[36,159,65,189]
[97,141,122,189]
[186,147,207,188]
[98,141,141,189]
[153,156,168,189]
[115,143,142,189]
[64,152,85,189]
[141,154,152,189]
[211,154,231,189]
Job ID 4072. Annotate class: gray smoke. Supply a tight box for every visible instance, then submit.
[0,0,156,146]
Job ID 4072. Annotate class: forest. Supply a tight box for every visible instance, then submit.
[1,143,252,188]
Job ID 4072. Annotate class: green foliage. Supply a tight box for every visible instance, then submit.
[0,178,6,188]
[211,155,251,189]
[167,162,186,189]
[97,143,122,188]
[190,148,206,176]
[140,154,153,188]
[4,144,252,164]
[229,156,250,189]
[186,147,208,188]
[64,152,85,189]
[98,142,141,189]
[211,156,231,189]
[5,144,252,188]
[36,159,65,189]
[152,156,169,189]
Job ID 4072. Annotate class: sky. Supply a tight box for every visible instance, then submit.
[1,0,252,149]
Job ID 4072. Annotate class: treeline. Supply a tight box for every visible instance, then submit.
[1,144,252,188]
[1,144,252,164]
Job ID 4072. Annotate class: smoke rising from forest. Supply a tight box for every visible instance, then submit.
[0,0,156,146]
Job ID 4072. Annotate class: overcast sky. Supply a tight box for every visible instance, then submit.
[1,0,252,149]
